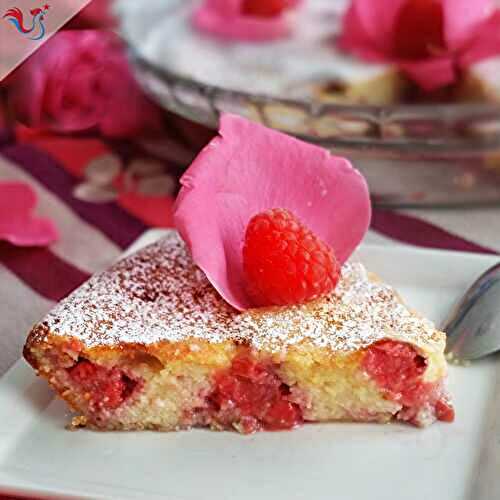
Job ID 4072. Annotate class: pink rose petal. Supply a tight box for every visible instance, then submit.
[0,182,58,247]
[8,47,48,127]
[174,114,371,311]
[0,216,59,247]
[338,0,500,91]
[192,0,295,41]
[338,4,390,62]
[350,0,406,54]
[0,182,37,214]
[459,11,500,67]
[399,56,456,91]
[70,0,117,29]
[442,0,493,50]
[204,0,241,16]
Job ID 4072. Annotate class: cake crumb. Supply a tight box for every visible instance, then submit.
[68,415,87,430]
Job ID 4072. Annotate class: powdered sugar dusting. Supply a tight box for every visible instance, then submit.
[40,231,443,353]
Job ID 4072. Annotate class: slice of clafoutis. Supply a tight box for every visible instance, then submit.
[24,230,454,433]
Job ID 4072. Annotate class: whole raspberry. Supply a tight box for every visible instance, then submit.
[242,208,340,307]
[241,0,289,18]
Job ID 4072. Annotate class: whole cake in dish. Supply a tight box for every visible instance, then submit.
[115,0,500,107]
[115,0,408,105]
[23,114,454,433]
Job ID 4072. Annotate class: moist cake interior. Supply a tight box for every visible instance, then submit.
[24,231,454,433]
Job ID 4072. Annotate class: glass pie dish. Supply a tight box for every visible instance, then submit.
[116,0,500,207]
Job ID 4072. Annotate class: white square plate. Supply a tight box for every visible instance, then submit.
[1,230,499,500]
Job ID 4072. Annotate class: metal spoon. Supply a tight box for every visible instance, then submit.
[443,262,500,361]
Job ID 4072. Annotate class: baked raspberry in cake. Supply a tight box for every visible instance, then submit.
[24,230,453,433]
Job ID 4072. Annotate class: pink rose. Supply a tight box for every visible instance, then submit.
[8,30,162,138]
[338,0,500,91]
[68,0,116,29]
[193,0,303,41]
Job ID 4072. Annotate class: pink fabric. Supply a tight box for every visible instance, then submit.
[192,0,300,41]
[174,114,371,311]
[339,0,500,91]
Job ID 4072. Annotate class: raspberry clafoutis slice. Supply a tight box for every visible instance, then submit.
[24,231,453,433]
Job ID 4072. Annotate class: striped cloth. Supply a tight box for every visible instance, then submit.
[1,117,500,379]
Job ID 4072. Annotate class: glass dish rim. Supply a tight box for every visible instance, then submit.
[129,47,500,151]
